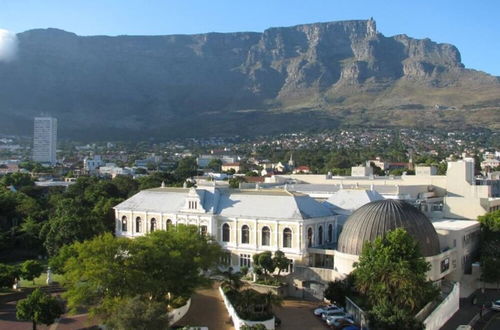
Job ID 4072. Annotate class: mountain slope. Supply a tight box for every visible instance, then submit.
[0,19,498,139]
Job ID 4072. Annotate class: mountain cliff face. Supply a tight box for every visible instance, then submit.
[0,19,498,139]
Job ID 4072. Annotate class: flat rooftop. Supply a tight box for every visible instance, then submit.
[432,219,480,230]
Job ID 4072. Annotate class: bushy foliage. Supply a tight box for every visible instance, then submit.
[323,274,355,307]
[16,288,64,330]
[60,225,221,323]
[0,263,19,288]
[478,210,500,285]
[353,228,438,329]
[104,296,170,330]
[225,288,281,321]
[20,260,44,284]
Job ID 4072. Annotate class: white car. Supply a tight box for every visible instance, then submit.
[492,300,500,311]
[313,304,343,316]
[326,316,354,327]
[322,310,347,321]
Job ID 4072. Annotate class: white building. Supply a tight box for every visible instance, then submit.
[114,185,338,271]
[33,117,57,164]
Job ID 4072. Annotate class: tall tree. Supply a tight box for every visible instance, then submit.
[16,288,64,330]
[20,260,44,285]
[272,250,290,276]
[0,263,19,288]
[61,226,221,323]
[353,228,438,329]
[478,210,500,286]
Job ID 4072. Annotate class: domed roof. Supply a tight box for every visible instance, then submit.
[337,199,440,257]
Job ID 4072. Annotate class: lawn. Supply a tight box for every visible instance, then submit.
[19,271,64,288]
[3,259,64,290]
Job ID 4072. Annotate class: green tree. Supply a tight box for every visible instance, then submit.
[49,244,77,274]
[229,176,246,189]
[241,324,267,330]
[253,251,275,275]
[323,275,354,307]
[353,228,438,329]
[16,288,64,330]
[19,217,44,253]
[104,296,169,330]
[112,175,139,198]
[478,210,500,286]
[174,157,198,181]
[272,251,290,276]
[41,197,110,255]
[1,172,35,189]
[0,263,19,288]
[218,266,244,291]
[207,158,223,171]
[20,260,44,285]
[62,226,221,322]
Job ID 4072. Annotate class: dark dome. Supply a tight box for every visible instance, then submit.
[337,199,440,257]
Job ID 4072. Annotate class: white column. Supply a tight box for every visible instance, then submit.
[275,221,280,250]
[255,219,259,248]
[235,218,239,248]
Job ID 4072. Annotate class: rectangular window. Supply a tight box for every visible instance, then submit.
[239,254,251,267]
[220,252,231,266]
[440,258,450,273]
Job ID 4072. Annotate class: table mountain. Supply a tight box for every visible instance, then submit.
[0,19,498,140]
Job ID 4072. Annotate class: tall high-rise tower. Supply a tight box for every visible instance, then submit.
[33,117,57,164]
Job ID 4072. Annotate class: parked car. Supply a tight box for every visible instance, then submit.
[341,326,360,330]
[322,310,347,321]
[314,304,343,316]
[492,300,500,311]
[326,316,354,327]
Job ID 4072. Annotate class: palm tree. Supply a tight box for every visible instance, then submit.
[217,267,244,291]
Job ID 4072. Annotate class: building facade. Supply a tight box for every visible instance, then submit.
[33,117,57,164]
[114,185,338,271]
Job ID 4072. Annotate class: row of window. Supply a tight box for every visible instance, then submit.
[222,224,293,248]
[307,224,334,247]
[121,216,204,234]
[121,217,333,249]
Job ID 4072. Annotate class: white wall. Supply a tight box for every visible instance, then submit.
[423,282,459,330]
[219,287,275,330]
[169,298,191,325]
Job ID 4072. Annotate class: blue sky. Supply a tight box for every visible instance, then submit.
[1,0,499,75]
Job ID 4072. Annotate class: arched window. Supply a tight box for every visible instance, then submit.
[121,216,127,232]
[283,228,292,248]
[262,226,270,246]
[328,224,333,243]
[318,226,323,245]
[241,225,249,244]
[307,227,313,248]
[150,218,157,232]
[136,217,142,233]
[222,223,230,242]
[166,219,172,231]
[200,225,207,236]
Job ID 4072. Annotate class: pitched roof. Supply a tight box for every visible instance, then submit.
[324,189,384,215]
[115,187,335,220]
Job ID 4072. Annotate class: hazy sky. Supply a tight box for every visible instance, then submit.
[1,0,499,75]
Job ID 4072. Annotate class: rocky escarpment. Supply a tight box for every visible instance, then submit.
[0,19,498,139]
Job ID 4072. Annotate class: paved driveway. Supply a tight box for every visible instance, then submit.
[484,312,500,330]
[274,299,329,330]
[175,283,234,330]
[0,299,97,330]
